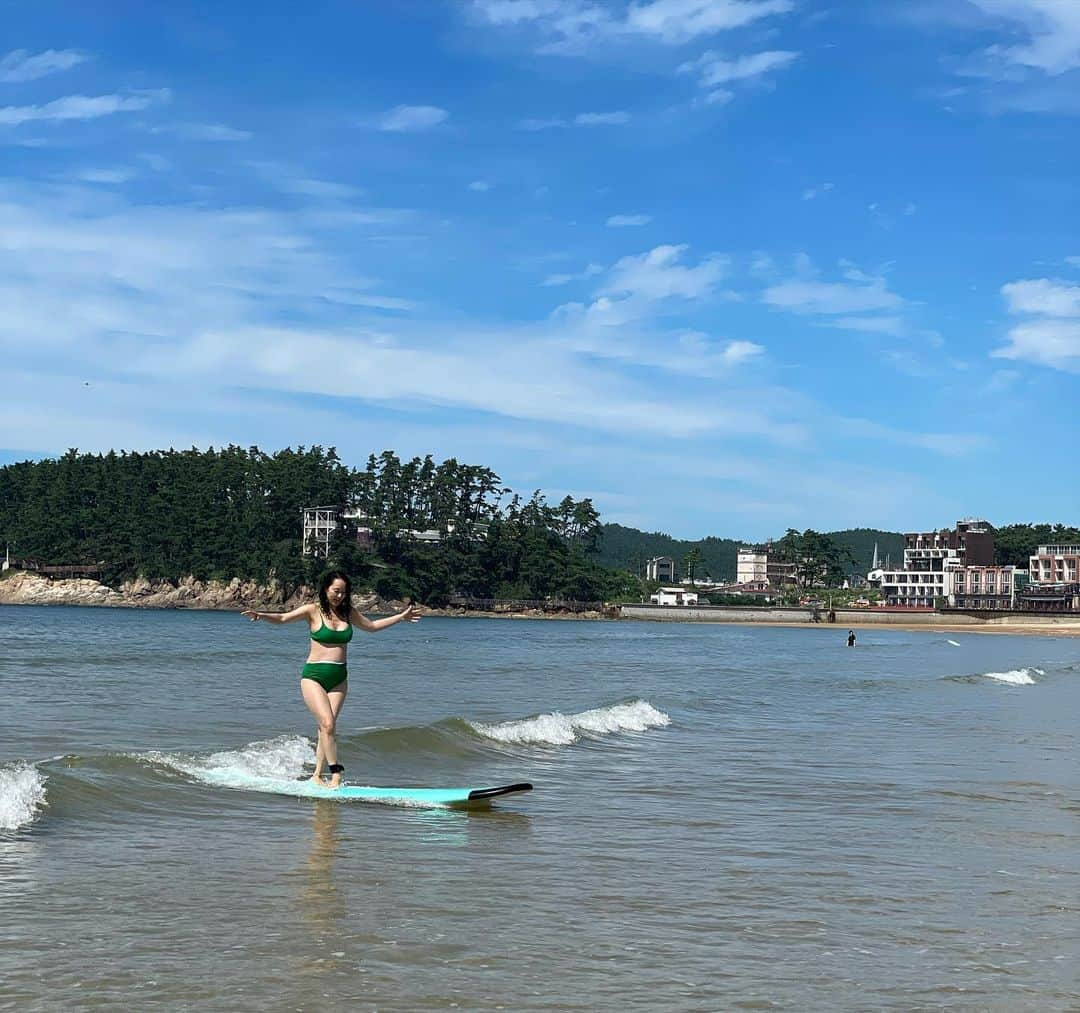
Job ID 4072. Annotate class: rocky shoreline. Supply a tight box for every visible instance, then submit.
[0,572,611,620]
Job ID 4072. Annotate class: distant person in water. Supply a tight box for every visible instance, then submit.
[242,571,420,788]
[847,630,856,647]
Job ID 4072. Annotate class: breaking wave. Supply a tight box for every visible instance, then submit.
[469,700,670,745]
[0,762,47,831]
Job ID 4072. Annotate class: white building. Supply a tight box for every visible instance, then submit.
[646,556,675,582]
[736,547,768,585]
[649,587,699,606]
[868,519,1010,609]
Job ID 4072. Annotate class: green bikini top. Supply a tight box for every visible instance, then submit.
[310,614,353,645]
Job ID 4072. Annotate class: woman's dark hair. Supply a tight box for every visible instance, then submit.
[318,570,352,621]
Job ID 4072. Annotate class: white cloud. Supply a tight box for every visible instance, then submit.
[827,315,907,337]
[0,90,168,126]
[993,318,1080,370]
[606,214,651,227]
[680,48,797,86]
[542,263,604,286]
[282,178,361,200]
[763,267,903,316]
[375,105,448,132]
[720,339,763,364]
[574,110,630,125]
[966,0,1080,75]
[468,180,492,191]
[602,244,728,302]
[994,274,1080,369]
[154,122,252,141]
[471,0,794,50]
[69,167,136,185]
[1001,277,1080,316]
[802,182,834,201]
[518,116,569,130]
[0,48,86,83]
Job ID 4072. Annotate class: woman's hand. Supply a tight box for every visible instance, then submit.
[241,610,261,622]
[401,603,421,623]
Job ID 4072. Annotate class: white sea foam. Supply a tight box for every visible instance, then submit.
[470,700,670,745]
[980,668,1042,686]
[946,639,960,646]
[144,734,315,789]
[0,763,47,831]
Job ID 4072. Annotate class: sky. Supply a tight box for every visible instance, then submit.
[1,0,1078,540]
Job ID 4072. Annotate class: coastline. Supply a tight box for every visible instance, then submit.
[2,572,1077,633]
[0,572,611,620]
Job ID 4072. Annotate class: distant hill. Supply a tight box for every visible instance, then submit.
[597,524,741,582]
[598,523,904,581]
[829,528,905,575]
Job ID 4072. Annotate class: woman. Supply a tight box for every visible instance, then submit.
[242,571,420,788]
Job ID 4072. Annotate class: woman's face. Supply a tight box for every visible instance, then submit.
[327,579,347,608]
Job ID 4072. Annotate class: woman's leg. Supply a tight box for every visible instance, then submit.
[300,679,341,788]
[319,682,349,786]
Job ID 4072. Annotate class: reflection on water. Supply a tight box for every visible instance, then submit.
[296,802,347,954]
[0,835,40,902]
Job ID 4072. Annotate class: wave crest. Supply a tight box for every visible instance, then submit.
[0,763,47,830]
[470,700,670,745]
[981,668,1043,686]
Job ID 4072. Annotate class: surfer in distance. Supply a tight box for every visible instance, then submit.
[242,570,420,788]
[847,630,856,647]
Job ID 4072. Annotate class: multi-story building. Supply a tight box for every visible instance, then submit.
[1017,544,1080,612]
[646,556,675,583]
[950,565,1016,610]
[736,545,797,589]
[869,518,994,607]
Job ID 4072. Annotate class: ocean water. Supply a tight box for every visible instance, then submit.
[1,605,1078,1011]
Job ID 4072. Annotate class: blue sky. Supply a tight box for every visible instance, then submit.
[1,0,1078,540]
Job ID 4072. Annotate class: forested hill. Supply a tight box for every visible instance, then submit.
[0,446,630,604]
[597,525,741,581]
[597,524,904,580]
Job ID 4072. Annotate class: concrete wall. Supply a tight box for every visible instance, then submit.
[618,604,990,625]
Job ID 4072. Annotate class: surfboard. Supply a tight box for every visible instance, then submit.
[211,773,533,809]
[321,782,533,808]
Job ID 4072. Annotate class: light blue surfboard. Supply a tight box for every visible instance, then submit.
[210,772,533,809]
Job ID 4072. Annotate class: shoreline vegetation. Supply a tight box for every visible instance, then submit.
[3,572,1079,635]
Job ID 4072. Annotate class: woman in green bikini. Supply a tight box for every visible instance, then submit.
[242,571,419,789]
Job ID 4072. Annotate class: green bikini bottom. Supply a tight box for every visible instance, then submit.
[301,662,348,691]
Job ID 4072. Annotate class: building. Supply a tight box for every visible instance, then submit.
[950,565,1017,610]
[1017,544,1080,612]
[649,587,699,606]
[301,506,373,557]
[868,518,995,607]
[646,556,675,582]
[736,545,797,589]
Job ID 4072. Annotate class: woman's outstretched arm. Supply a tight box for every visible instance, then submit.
[241,603,316,625]
[351,602,420,632]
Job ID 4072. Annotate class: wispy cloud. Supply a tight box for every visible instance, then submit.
[68,167,136,185]
[965,0,1080,76]
[574,110,630,125]
[0,90,168,126]
[680,48,797,85]
[763,260,904,317]
[153,122,252,141]
[994,276,1080,370]
[801,182,833,201]
[606,214,651,227]
[518,111,630,129]
[0,48,86,83]
[471,0,794,52]
[542,263,604,286]
[468,179,492,191]
[374,104,448,132]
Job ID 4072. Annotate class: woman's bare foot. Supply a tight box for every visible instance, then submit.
[309,773,325,785]
[326,773,343,789]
